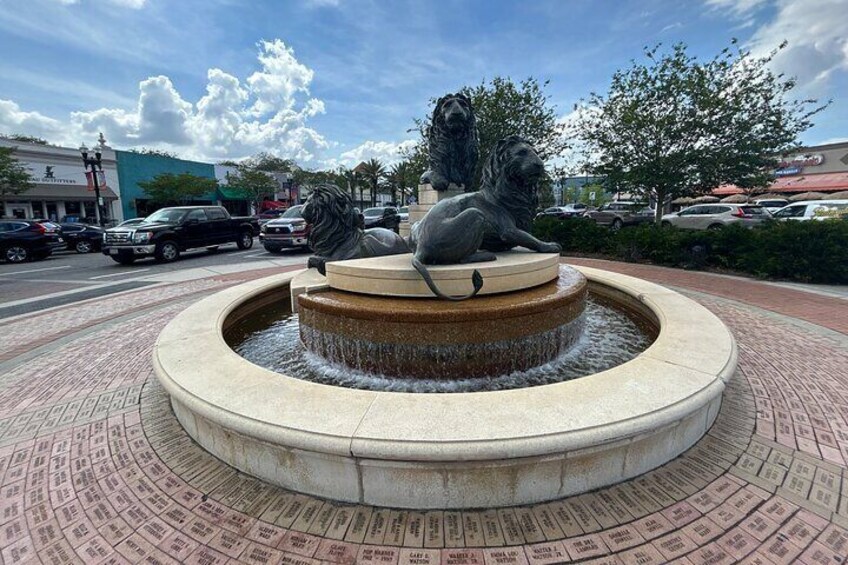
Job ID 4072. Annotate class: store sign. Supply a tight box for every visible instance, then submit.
[777,154,825,170]
[775,166,802,177]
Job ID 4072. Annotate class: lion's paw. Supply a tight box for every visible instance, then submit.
[540,242,562,254]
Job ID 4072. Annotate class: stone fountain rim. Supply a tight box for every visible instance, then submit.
[153,265,736,464]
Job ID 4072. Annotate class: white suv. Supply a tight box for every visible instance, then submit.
[771,200,848,221]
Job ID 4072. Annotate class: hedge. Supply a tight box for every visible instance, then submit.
[532,217,848,284]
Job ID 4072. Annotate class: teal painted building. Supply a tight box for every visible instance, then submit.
[114,151,218,220]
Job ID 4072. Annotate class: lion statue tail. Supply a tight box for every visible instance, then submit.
[412,257,483,301]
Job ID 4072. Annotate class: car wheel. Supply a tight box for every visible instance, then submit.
[236,231,254,250]
[707,223,723,231]
[75,240,93,254]
[611,219,623,231]
[155,240,180,262]
[112,256,136,265]
[4,245,29,263]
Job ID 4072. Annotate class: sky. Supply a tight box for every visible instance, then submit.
[0,0,846,170]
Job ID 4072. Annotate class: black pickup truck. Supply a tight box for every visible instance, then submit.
[102,206,258,264]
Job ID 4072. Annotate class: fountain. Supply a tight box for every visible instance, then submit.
[153,96,736,509]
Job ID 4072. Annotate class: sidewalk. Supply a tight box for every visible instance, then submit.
[0,260,846,564]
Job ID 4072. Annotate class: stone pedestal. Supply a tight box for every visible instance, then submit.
[399,183,463,238]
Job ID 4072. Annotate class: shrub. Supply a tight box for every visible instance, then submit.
[532,217,848,284]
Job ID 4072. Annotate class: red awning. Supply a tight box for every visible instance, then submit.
[712,172,848,196]
[259,200,286,211]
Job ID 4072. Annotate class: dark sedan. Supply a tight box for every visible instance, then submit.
[0,220,64,263]
[60,223,105,253]
[362,206,401,232]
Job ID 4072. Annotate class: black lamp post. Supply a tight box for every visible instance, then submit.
[79,143,105,226]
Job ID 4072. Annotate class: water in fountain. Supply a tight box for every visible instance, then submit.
[229,296,653,393]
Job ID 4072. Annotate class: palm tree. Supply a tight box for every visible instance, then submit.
[338,166,359,203]
[358,158,385,207]
[388,162,411,205]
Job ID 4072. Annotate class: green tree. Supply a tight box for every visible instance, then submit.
[0,146,34,215]
[138,172,218,205]
[129,148,178,158]
[228,167,279,213]
[573,41,828,223]
[409,77,568,190]
[357,158,386,207]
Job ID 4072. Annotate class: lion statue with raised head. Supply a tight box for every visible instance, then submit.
[409,135,561,300]
[302,183,410,275]
[419,92,479,191]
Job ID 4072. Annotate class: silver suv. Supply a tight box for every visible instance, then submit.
[662,204,769,230]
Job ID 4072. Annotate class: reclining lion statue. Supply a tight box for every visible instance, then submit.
[303,183,409,275]
[410,135,562,300]
[419,92,479,191]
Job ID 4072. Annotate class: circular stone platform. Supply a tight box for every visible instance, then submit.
[325,250,560,297]
[298,266,587,379]
[153,266,736,509]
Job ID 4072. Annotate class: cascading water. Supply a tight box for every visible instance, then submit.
[228,296,653,393]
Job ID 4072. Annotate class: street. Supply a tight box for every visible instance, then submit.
[0,239,309,317]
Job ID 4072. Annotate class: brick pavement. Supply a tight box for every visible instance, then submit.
[1,262,847,564]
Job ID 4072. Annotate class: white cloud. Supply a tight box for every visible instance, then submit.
[704,0,768,18]
[333,139,418,168]
[2,39,330,164]
[0,99,65,139]
[747,0,848,91]
[707,0,848,92]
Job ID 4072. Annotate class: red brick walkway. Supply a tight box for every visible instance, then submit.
[0,263,847,564]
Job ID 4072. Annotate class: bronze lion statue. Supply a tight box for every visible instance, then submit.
[302,183,409,275]
[419,93,479,191]
[410,135,561,300]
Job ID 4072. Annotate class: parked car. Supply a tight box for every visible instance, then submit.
[362,207,401,232]
[60,223,104,253]
[770,200,848,221]
[662,204,769,230]
[398,206,409,222]
[585,202,655,229]
[256,208,291,224]
[752,198,789,214]
[259,205,311,253]
[0,220,65,263]
[535,204,588,220]
[117,218,146,228]
[101,206,258,264]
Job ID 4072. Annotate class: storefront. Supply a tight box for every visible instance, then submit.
[713,141,848,197]
[0,138,122,223]
[115,151,218,220]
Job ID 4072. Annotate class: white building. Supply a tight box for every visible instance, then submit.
[0,138,123,223]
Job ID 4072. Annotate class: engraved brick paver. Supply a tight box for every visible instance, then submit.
[1,260,847,562]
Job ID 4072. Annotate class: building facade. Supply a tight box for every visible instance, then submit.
[714,141,848,197]
[114,151,218,220]
[0,138,122,223]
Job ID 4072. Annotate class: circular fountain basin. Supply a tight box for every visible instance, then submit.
[298,266,587,379]
[153,265,736,509]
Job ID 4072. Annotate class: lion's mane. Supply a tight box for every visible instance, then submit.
[303,183,362,257]
[425,93,479,190]
[480,135,540,233]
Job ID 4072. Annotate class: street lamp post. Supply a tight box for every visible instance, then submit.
[79,144,105,226]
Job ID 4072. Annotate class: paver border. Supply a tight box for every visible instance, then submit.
[152,266,737,508]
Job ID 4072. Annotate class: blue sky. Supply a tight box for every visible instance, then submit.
[1,0,846,169]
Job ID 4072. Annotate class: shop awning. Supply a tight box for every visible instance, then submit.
[713,172,848,196]
[218,187,248,200]
[24,184,119,200]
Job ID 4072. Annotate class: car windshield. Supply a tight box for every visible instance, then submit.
[281,206,303,219]
[363,208,383,217]
[144,209,187,224]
